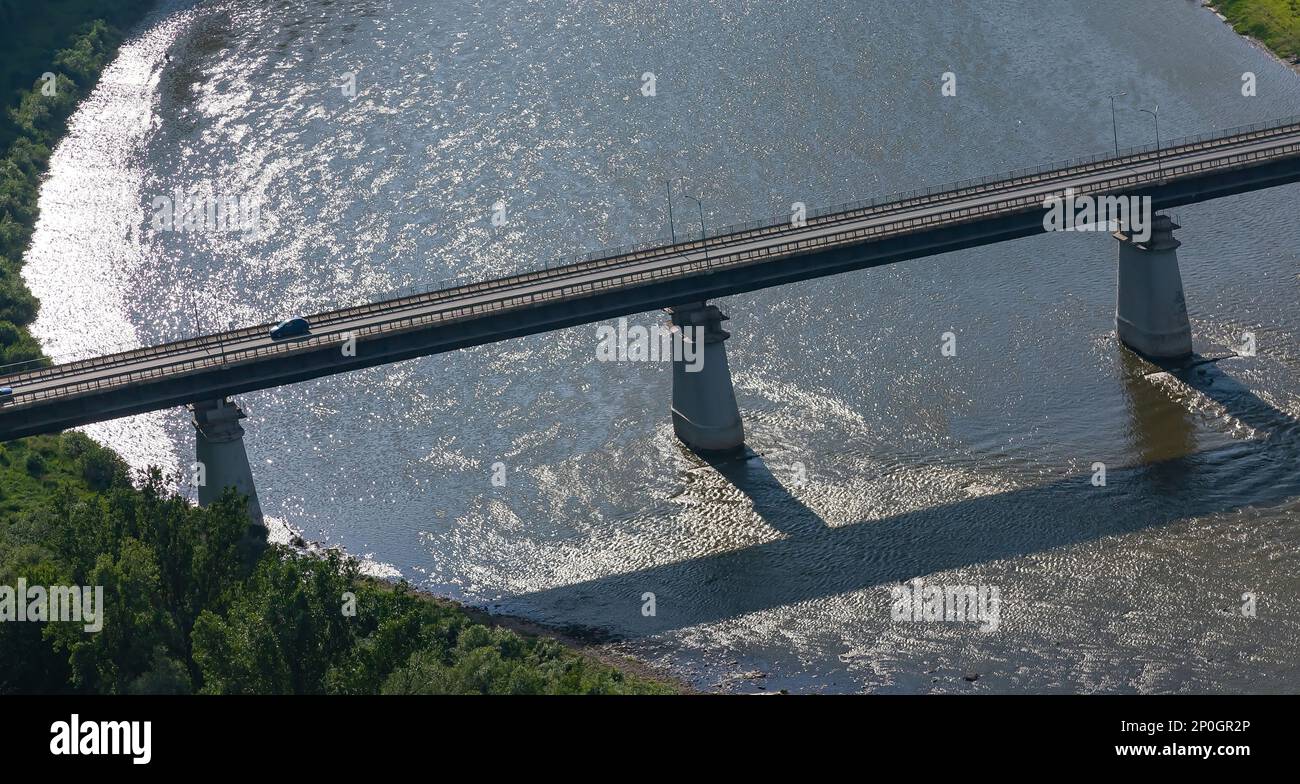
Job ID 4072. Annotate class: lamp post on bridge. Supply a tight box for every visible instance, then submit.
[186,273,226,360]
[191,287,201,344]
[1108,91,1127,156]
[1139,104,1162,179]
[665,179,678,245]
[189,276,223,362]
[681,192,709,264]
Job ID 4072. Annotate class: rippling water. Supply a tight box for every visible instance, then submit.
[24,0,1300,692]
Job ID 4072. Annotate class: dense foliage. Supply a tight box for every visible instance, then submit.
[0,439,669,694]
[0,2,155,134]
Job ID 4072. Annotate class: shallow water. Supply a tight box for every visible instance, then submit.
[24,0,1300,692]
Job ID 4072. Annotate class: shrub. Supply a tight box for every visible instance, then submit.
[53,21,120,84]
[79,447,128,491]
[0,277,38,325]
[25,452,45,476]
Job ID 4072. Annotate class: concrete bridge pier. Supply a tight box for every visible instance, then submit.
[1114,213,1193,359]
[666,302,744,453]
[191,397,265,531]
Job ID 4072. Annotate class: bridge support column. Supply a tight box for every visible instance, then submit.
[191,398,265,531]
[1114,214,1193,359]
[666,302,744,453]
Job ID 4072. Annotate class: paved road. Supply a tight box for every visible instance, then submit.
[3,118,1300,420]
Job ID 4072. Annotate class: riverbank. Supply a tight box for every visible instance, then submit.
[1,456,679,694]
[1206,1,1300,72]
[403,583,694,693]
[0,9,158,502]
[1,1,160,375]
[280,523,691,692]
[0,3,678,696]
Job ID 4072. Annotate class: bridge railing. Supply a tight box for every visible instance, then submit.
[550,113,1300,262]
[4,115,1300,386]
[8,135,1300,409]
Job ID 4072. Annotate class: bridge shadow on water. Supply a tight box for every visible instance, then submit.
[505,350,1300,640]
[707,449,828,538]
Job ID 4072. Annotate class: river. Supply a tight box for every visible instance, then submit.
[24,0,1300,693]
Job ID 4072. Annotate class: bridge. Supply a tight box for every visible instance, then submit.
[4,115,1300,523]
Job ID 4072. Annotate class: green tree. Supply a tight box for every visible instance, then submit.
[0,277,39,325]
[193,548,362,694]
[40,472,256,693]
[53,21,119,84]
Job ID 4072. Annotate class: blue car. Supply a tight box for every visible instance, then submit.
[269,317,311,340]
[0,386,12,400]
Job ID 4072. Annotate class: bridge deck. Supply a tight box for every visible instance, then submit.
[3,118,1300,439]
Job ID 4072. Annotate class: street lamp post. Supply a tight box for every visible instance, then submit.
[191,288,201,342]
[665,179,677,245]
[682,193,708,264]
[1139,105,1161,179]
[1108,91,1127,156]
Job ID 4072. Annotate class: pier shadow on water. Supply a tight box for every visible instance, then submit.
[1153,351,1300,442]
[707,448,828,538]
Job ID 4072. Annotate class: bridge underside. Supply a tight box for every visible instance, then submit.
[2,155,1298,442]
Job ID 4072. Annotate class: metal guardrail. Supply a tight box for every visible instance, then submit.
[6,134,1299,411]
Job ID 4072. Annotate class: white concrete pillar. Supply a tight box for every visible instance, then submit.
[1115,214,1193,359]
[191,397,264,528]
[666,302,744,452]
